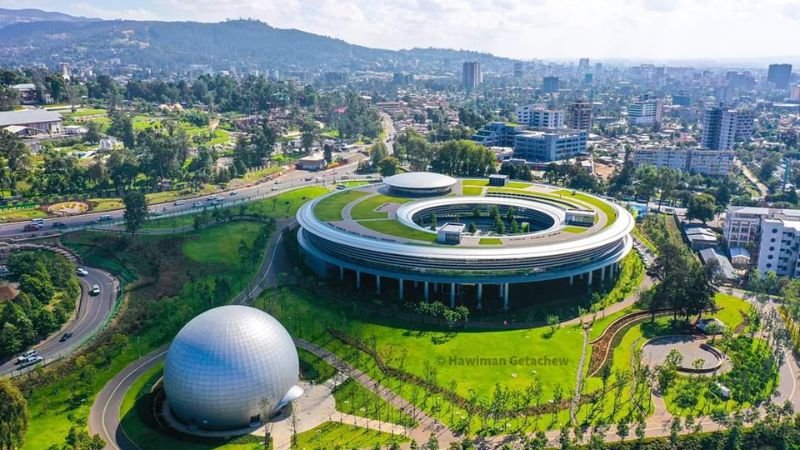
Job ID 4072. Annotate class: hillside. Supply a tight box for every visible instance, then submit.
[0,8,93,28]
[0,10,517,73]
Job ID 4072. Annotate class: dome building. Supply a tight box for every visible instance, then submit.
[163,305,302,431]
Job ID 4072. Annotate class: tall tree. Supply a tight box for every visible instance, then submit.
[0,130,32,193]
[123,192,148,236]
[0,378,28,450]
[687,193,716,224]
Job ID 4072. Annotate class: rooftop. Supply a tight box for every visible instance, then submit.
[383,171,457,191]
[0,109,63,127]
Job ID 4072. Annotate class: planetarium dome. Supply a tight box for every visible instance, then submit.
[163,305,302,431]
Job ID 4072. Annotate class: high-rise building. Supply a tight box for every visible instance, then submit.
[701,107,755,150]
[542,76,560,93]
[513,62,524,78]
[513,129,587,162]
[462,61,481,90]
[631,147,734,176]
[515,106,564,128]
[627,98,662,126]
[578,58,590,70]
[567,101,593,131]
[768,64,792,89]
[791,84,800,101]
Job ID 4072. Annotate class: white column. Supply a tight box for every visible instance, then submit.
[569,275,574,286]
[399,279,404,300]
[339,266,344,280]
[424,282,429,301]
[356,271,361,288]
[588,270,593,286]
[600,266,606,282]
[503,284,509,310]
[376,275,381,294]
[477,284,483,309]
[450,283,456,307]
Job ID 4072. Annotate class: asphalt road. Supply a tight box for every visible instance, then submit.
[0,267,117,377]
[0,149,368,239]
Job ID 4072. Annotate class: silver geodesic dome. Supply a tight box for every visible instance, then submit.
[163,305,301,431]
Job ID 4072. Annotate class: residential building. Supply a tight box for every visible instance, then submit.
[627,99,662,126]
[515,105,564,128]
[578,58,590,70]
[791,84,800,101]
[631,146,734,176]
[472,122,522,147]
[723,206,800,276]
[0,109,63,134]
[462,61,481,90]
[513,129,587,162]
[513,62,523,78]
[767,63,793,89]
[701,106,754,150]
[11,83,37,104]
[567,101,593,130]
[542,76,559,94]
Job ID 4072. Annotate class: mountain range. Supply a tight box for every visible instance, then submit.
[0,8,517,74]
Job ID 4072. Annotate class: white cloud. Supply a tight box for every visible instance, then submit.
[1,0,799,59]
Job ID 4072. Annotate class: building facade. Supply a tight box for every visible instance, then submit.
[631,147,734,176]
[768,64,793,89]
[627,99,662,126]
[567,101,593,130]
[515,105,565,128]
[513,129,588,162]
[724,207,800,276]
[462,61,481,90]
[701,107,754,150]
[542,76,560,93]
[0,110,63,134]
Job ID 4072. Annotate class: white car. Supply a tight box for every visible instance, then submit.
[229,191,238,196]
[19,356,43,368]
[192,201,205,208]
[76,267,89,277]
[89,284,101,296]
[16,350,37,364]
[174,200,185,206]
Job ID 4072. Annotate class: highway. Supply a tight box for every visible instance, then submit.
[0,266,118,377]
[0,148,368,239]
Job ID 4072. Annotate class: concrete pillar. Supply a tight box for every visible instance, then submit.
[399,279,404,300]
[424,282,429,301]
[450,283,456,307]
[569,275,574,286]
[477,284,483,310]
[588,270,593,286]
[376,275,381,294]
[356,271,361,288]
[600,266,606,282]
[503,284,510,310]
[339,265,344,281]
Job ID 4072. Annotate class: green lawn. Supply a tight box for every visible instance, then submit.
[507,181,533,189]
[357,219,437,242]
[64,108,107,118]
[0,207,46,223]
[145,184,218,205]
[299,348,337,383]
[462,186,484,196]
[707,293,750,331]
[292,422,407,450]
[314,190,370,221]
[88,198,124,212]
[183,222,264,267]
[142,214,196,230]
[552,190,618,229]
[462,179,489,186]
[349,194,413,220]
[22,221,266,449]
[244,186,330,219]
[332,379,417,427]
[562,226,588,234]
[479,237,503,245]
[241,166,283,183]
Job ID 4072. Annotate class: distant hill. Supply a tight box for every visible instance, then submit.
[0,8,93,29]
[0,10,517,74]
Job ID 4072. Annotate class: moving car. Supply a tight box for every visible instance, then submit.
[52,221,67,228]
[98,215,112,221]
[336,184,346,190]
[23,223,42,231]
[89,284,101,296]
[16,350,37,364]
[174,200,185,206]
[229,191,238,196]
[76,267,89,277]
[192,201,204,208]
[59,332,73,342]
[19,356,43,368]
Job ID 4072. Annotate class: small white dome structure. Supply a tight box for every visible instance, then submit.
[383,171,457,196]
[163,305,301,431]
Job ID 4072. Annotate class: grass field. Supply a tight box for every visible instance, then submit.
[241,166,283,183]
[349,194,413,220]
[299,348,337,383]
[507,181,533,189]
[22,221,266,449]
[88,198,125,212]
[357,219,437,242]
[552,190,618,229]
[332,379,417,427]
[314,190,370,221]
[562,226,588,233]
[292,422,407,449]
[145,184,219,205]
[462,186,484,196]
[243,186,330,219]
[479,237,503,245]
[0,207,46,223]
[462,179,489,186]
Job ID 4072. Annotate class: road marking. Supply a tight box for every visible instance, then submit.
[101,350,167,449]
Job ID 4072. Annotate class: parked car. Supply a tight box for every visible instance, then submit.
[59,332,73,342]
[98,215,112,221]
[174,200,185,206]
[16,350,37,364]
[76,267,89,277]
[19,356,43,368]
[89,284,101,296]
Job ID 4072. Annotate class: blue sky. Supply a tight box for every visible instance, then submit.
[4,0,800,60]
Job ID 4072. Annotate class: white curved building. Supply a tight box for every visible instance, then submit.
[163,305,302,431]
[297,173,634,310]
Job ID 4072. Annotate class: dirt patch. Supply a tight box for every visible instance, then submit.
[593,162,617,181]
[0,281,19,301]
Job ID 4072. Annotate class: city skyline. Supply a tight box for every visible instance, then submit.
[2,0,800,62]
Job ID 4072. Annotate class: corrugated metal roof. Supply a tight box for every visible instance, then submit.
[0,110,62,127]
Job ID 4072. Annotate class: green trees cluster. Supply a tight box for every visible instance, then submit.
[391,129,497,177]
[0,251,80,358]
[0,378,28,450]
[646,241,716,320]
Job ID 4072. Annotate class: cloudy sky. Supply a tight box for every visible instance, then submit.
[4,0,800,60]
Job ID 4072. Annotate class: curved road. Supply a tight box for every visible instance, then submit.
[0,267,117,377]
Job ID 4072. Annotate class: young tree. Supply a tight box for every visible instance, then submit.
[84,120,102,144]
[123,191,148,236]
[0,378,29,450]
